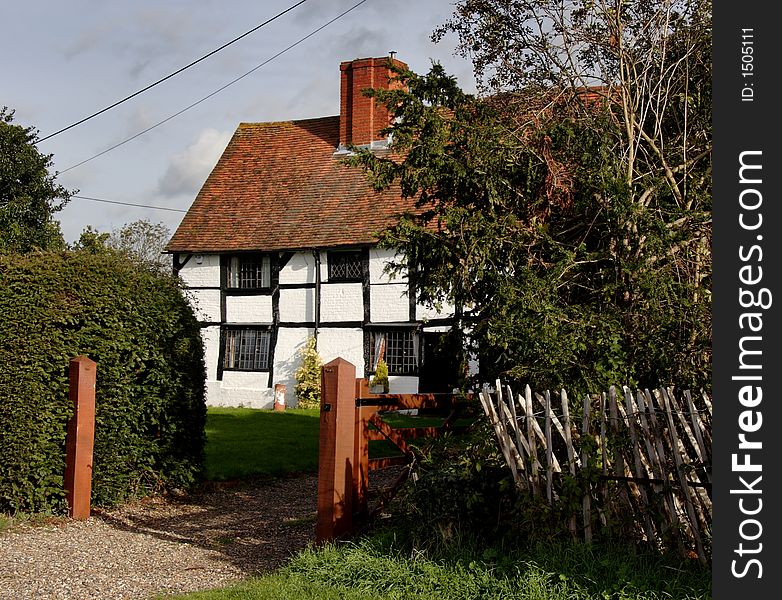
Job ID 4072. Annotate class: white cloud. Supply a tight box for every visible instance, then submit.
[157,128,232,198]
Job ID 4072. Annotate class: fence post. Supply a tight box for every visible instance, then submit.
[316,357,357,544]
[354,378,370,522]
[64,356,97,520]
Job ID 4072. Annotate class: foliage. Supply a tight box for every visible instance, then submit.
[294,336,323,409]
[108,219,173,273]
[71,219,173,273]
[388,423,528,547]
[204,407,320,480]
[169,535,711,599]
[0,251,207,513]
[0,107,71,254]
[71,225,110,253]
[350,0,711,395]
[390,422,703,565]
[369,359,389,393]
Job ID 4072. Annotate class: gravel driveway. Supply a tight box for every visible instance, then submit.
[0,475,319,600]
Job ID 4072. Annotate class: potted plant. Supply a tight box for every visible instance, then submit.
[369,359,390,393]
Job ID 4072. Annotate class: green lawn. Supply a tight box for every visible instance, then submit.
[204,407,320,480]
[204,407,466,480]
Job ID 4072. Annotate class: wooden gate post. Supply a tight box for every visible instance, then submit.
[353,378,370,522]
[316,357,357,544]
[64,356,97,520]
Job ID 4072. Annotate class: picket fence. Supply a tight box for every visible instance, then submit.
[479,384,712,564]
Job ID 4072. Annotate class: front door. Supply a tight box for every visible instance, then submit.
[418,332,462,394]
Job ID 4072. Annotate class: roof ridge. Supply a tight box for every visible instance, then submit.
[238,115,339,129]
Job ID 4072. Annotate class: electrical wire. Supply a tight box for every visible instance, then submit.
[72,195,187,213]
[36,0,310,143]
[58,0,370,174]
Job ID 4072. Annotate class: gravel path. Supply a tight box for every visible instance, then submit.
[0,475,320,600]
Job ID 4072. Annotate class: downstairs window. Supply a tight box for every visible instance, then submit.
[368,329,419,375]
[223,328,271,371]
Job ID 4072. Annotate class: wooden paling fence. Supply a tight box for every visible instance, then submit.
[479,383,712,563]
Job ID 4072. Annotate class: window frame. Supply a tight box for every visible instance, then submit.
[221,326,272,372]
[223,254,272,292]
[366,328,420,377]
[327,250,364,283]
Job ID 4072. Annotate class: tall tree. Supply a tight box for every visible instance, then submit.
[351,0,711,393]
[72,220,173,273]
[0,108,71,254]
[108,219,173,273]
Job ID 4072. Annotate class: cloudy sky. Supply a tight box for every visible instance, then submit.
[5,0,477,244]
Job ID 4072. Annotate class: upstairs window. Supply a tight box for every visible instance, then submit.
[328,250,363,282]
[223,328,271,370]
[226,255,271,289]
[369,329,419,375]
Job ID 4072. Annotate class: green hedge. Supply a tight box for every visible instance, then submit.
[0,251,206,513]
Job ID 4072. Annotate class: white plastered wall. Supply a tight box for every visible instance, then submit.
[186,289,221,323]
[179,248,462,407]
[279,288,315,322]
[280,252,315,285]
[369,247,405,284]
[178,253,220,287]
[207,371,272,408]
[320,283,363,322]
[273,327,313,408]
[317,327,365,375]
[370,284,409,322]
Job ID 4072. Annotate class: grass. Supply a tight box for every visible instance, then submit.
[189,406,710,600]
[0,510,66,533]
[204,406,468,480]
[204,407,320,480]
[164,535,711,600]
[0,514,14,533]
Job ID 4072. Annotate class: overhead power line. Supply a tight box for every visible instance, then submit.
[72,195,187,213]
[59,0,370,174]
[37,0,310,143]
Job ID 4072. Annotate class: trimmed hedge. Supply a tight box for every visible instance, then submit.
[0,251,206,513]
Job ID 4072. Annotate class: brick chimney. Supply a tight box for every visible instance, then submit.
[338,56,407,151]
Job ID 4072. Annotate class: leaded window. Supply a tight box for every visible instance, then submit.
[328,251,363,282]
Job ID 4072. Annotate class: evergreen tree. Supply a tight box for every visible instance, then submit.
[0,108,72,254]
[350,1,711,393]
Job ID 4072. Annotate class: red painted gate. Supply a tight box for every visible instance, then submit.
[315,357,473,544]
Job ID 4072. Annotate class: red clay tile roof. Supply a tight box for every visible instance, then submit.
[166,116,414,253]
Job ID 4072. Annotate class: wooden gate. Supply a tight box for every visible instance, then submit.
[315,357,473,544]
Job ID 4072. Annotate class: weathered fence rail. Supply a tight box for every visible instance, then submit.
[479,383,712,563]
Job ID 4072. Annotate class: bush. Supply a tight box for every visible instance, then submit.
[369,359,389,393]
[294,336,322,409]
[388,423,521,549]
[0,251,206,513]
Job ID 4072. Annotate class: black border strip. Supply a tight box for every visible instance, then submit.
[267,255,281,388]
[279,321,363,328]
[279,282,316,290]
[713,3,779,596]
